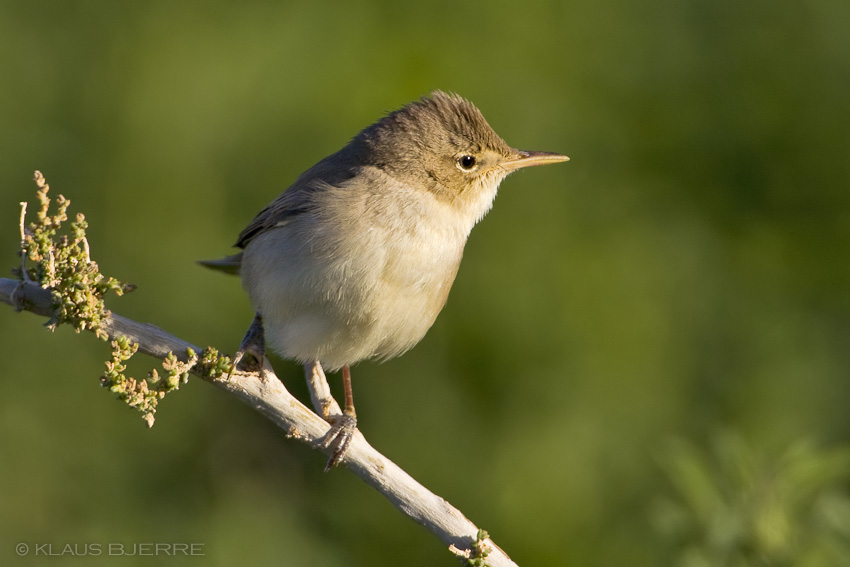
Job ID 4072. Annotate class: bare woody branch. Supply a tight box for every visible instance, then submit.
[0,275,515,567]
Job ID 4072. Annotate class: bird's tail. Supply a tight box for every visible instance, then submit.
[197,252,243,276]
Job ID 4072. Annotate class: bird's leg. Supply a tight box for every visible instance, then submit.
[318,365,358,471]
[228,312,265,377]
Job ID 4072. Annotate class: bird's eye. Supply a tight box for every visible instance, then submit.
[457,155,477,171]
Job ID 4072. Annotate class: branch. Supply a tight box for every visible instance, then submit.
[2,277,513,565]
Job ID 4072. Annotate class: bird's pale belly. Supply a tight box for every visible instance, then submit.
[246,224,463,371]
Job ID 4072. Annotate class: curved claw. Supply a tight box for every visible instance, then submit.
[321,412,357,471]
[228,313,265,378]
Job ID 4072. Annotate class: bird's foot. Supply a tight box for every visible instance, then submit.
[320,409,357,471]
[228,313,265,377]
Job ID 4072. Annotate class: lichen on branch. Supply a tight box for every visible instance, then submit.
[16,170,135,338]
[101,336,198,427]
[14,170,208,426]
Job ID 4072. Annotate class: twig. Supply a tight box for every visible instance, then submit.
[304,359,342,418]
[0,277,516,567]
[18,201,34,284]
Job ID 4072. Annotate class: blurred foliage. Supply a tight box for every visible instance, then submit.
[1,0,849,566]
[653,433,850,567]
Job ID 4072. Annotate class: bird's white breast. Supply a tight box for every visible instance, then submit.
[240,170,493,371]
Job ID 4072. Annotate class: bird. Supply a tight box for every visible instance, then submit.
[201,90,568,469]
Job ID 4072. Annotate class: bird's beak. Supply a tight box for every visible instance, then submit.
[501,150,569,171]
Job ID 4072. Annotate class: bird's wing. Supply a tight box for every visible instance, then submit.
[198,184,314,275]
[234,200,311,249]
[234,151,357,249]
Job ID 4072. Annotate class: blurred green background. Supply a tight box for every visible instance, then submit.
[2,1,850,565]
